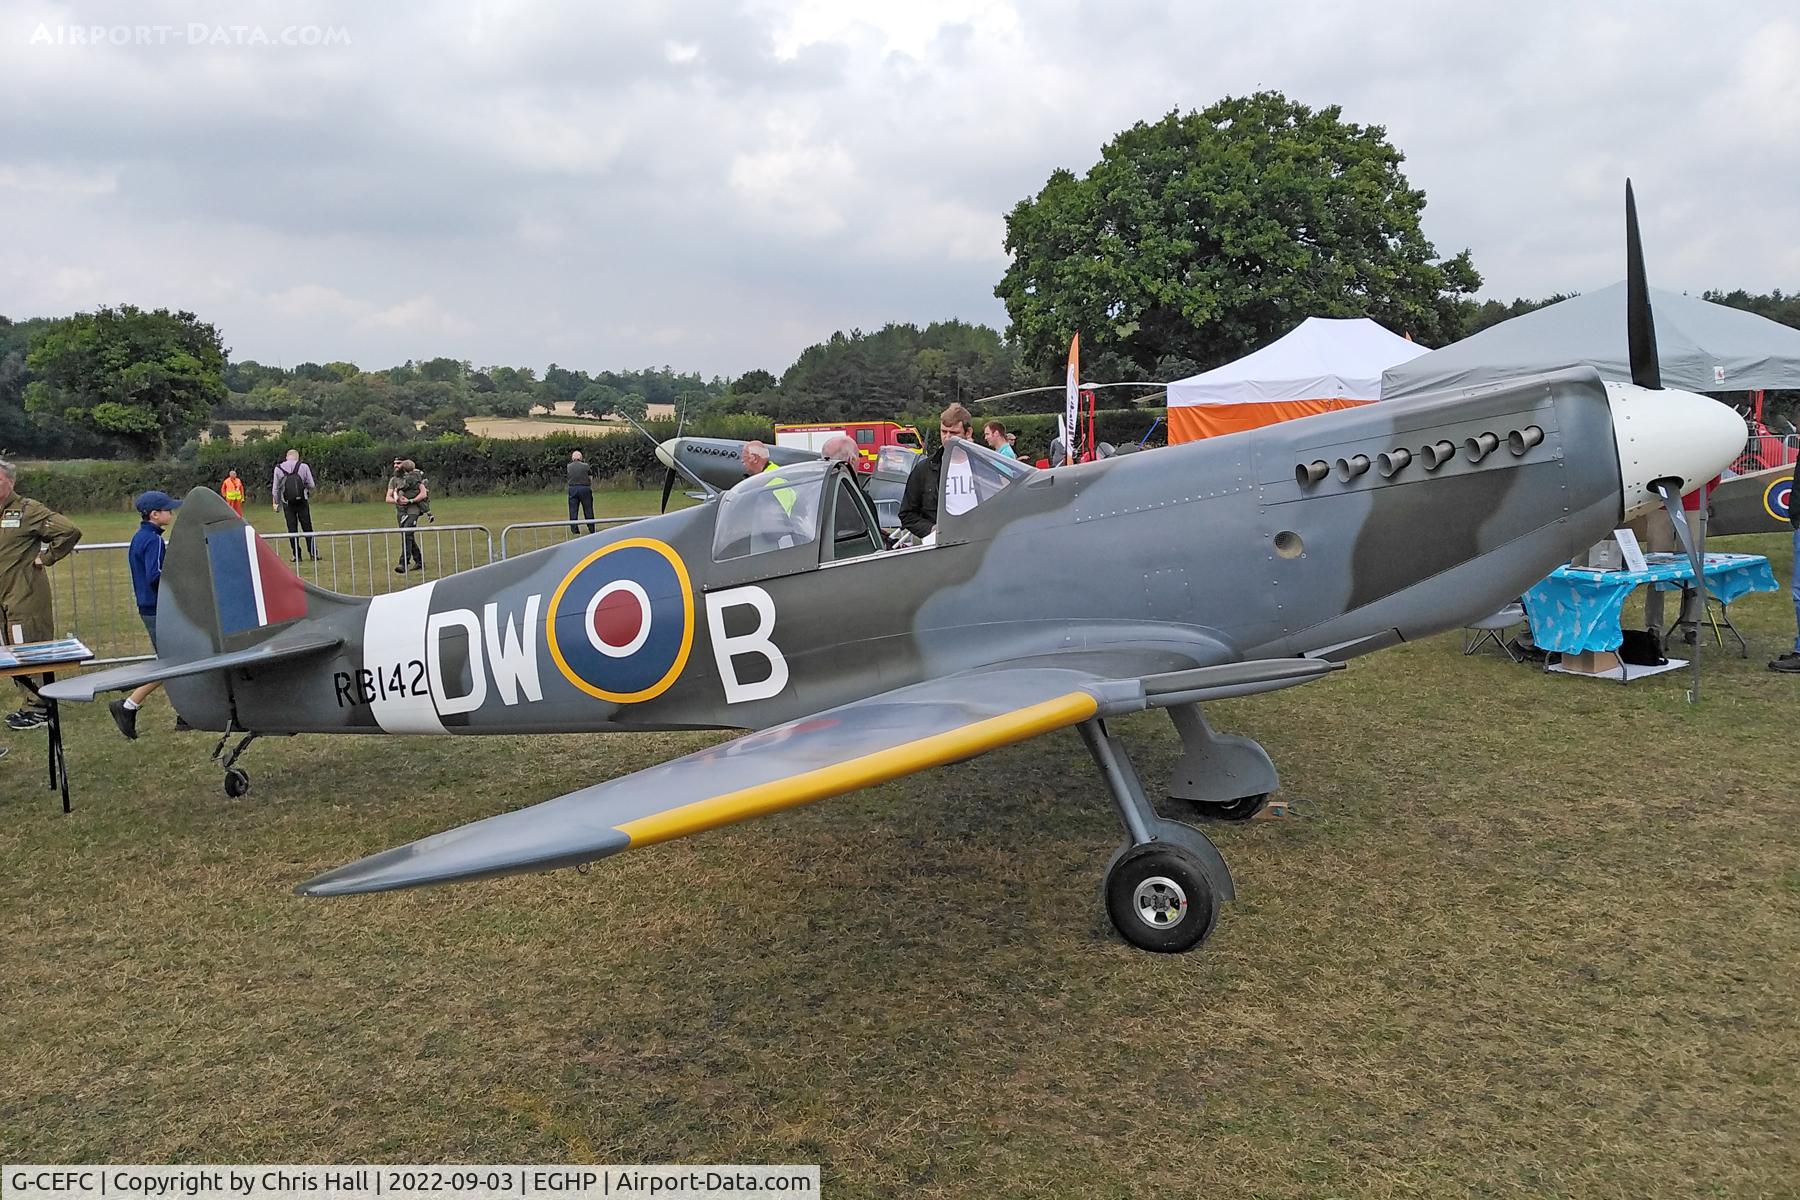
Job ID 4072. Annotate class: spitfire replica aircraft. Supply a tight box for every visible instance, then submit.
[48,185,1746,952]
[1707,463,1794,536]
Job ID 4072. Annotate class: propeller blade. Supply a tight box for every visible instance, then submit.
[1653,479,1704,702]
[1625,179,1662,390]
[660,466,677,513]
[627,412,717,501]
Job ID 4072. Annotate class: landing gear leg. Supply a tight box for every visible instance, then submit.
[1079,718,1234,953]
[211,721,259,799]
[1163,702,1277,821]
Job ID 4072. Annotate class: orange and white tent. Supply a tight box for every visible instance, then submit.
[1166,317,1427,443]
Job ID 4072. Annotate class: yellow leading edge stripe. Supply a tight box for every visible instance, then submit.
[615,690,1101,849]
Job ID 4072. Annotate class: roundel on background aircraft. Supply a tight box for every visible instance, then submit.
[1763,475,1792,523]
[547,538,694,703]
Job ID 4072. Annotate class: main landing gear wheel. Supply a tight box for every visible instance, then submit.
[223,767,251,799]
[1181,792,1269,822]
[1104,844,1218,953]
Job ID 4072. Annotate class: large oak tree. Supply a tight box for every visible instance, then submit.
[25,304,227,457]
[995,92,1481,377]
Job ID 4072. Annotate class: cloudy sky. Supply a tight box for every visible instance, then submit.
[3,1,1796,379]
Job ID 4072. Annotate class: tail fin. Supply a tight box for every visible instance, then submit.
[177,486,315,650]
[42,489,353,719]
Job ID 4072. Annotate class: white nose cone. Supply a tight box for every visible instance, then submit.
[1608,382,1745,520]
[655,438,679,470]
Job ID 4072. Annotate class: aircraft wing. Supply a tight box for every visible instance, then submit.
[298,656,1339,897]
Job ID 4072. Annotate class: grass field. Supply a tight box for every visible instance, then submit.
[2,531,1796,1197]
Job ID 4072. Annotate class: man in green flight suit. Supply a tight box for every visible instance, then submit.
[0,458,82,730]
[385,456,430,574]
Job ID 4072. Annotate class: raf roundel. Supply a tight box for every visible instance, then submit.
[1763,475,1792,523]
[547,539,694,703]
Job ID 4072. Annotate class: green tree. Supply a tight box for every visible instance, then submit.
[541,363,590,404]
[417,356,467,384]
[419,406,469,439]
[242,382,307,419]
[24,305,228,457]
[1466,293,1575,335]
[729,369,778,395]
[223,358,287,393]
[487,365,538,393]
[350,405,417,440]
[995,92,1481,377]
[612,391,649,422]
[282,413,328,439]
[573,382,622,418]
[482,392,532,419]
[1702,288,1800,331]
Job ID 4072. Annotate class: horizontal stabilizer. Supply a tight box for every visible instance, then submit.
[41,627,342,702]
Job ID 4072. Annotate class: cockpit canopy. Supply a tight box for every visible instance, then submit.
[712,460,832,561]
[709,441,1030,566]
[939,439,1030,518]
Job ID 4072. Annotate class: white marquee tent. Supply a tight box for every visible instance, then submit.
[1166,317,1428,442]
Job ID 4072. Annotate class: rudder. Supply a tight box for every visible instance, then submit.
[155,488,361,727]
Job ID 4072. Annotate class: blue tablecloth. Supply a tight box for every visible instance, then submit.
[1522,553,1779,655]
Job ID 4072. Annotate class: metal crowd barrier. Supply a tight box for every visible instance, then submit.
[274,522,494,595]
[51,516,669,666]
[54,522,493,666]
[498,516,644,559]
[1730,433,1800,476]
[49,540,144,665]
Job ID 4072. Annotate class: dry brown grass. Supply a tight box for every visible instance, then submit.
[2,532,1796,1197]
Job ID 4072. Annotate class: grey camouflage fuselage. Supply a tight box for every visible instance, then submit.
[158,367,1628,739]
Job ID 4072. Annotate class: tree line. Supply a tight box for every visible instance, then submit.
[5,88,1797,465]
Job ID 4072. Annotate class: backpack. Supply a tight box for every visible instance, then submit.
[278,465,307,504]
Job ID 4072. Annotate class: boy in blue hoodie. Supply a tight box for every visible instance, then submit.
[109,490,181,739]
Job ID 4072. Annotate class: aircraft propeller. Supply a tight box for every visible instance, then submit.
[659,395,691,512]
[615,408,715,513]
[1627,178,1708,701]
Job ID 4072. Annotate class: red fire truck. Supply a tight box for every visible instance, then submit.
[775,420,923,474]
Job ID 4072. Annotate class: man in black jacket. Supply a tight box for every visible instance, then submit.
[566,450,596,535]
[898,403,973,540]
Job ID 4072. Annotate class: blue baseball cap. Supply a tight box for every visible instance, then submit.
[135,490,183,515]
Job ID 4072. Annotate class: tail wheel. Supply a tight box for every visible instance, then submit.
[223,767,251,799]
[1104,844,1218,953]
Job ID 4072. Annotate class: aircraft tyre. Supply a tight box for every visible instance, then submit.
[1104,843,1218,953]
[1181,792,1269,822]
[223,767,251,799]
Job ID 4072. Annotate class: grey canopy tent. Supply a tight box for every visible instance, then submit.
[1382,282,1800,398]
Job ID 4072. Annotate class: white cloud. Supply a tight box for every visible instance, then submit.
[365,295,476,338]
[0,164,118,197]
[267,284,365,321]
[1,0,1795,377]
[727,122,858,237]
